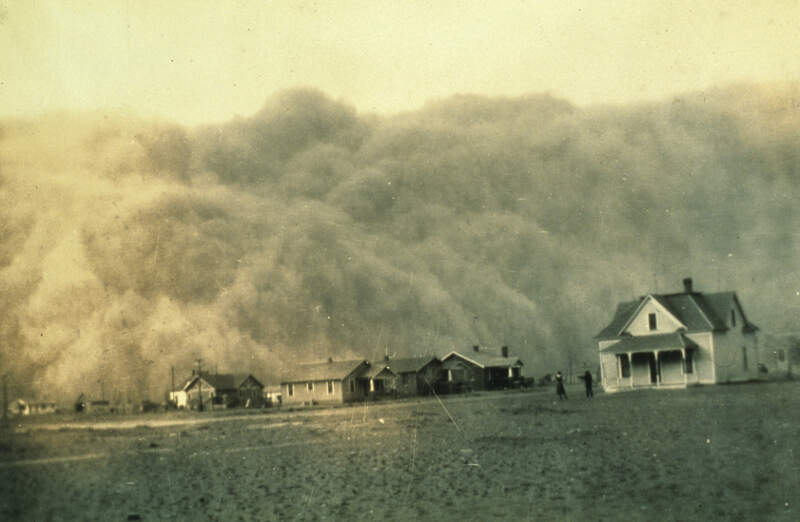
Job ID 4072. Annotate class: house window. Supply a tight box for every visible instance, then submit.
[349,379,354,393]
[648,313,657,331]
[327,380,333,394]
[619,354,631,378]
[307,382,314,392]
[288,383,294,397]
[684,352,693,374]
[778,349,786,362]
[742,346,748,371]
[731,309,736,327]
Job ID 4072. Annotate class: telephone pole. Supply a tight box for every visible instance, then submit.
[196,359,204,412]
[2,374,8,426]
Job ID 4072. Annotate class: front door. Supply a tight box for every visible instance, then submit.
[632,352,656,386]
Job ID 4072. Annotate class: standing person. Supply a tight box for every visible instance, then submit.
[555,371,568,400]
[581,370,594,398]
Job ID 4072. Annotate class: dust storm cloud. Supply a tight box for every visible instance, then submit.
[1,85,799,401]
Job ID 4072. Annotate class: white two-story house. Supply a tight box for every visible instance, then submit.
[595,278,759,392]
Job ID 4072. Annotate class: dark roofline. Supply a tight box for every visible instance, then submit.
[596,287,759,341]
[441,351,524,368]
[280,359,369,384]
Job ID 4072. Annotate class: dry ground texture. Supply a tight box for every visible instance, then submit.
[1,381,799,521]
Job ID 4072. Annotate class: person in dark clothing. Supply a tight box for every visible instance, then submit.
[580,370,594,398]
[555,371,568,400]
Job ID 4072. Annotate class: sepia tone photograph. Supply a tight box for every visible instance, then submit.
[1,1,799,520]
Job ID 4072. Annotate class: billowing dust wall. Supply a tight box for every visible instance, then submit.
[1,85,796,400]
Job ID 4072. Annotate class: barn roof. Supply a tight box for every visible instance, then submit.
[281,359,368,383]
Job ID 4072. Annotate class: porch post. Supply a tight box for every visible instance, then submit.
[681,348,688,385]
[655,350,661,387]
[628,352,634,388]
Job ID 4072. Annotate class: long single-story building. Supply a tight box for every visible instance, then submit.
[280,358,371,406]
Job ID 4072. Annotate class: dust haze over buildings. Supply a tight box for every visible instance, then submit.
[1,84,799,401]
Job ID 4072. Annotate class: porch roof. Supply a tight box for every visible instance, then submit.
[360,364,397,380]
[600,332,698,354]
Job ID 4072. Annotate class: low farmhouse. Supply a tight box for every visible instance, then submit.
[595,278,759,392]
[7,399,57,416]
[280,359,370,406]
[386,356,442,396]
[183,372,263,409]
[441,346,524,391]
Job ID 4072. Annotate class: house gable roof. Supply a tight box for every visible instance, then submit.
[281,359,368,383]
[441,350,523,369]
[235,374,264,389]
[704,292,759,333]
[617,294,688,335]
[386,356,441,374]
[360,364,397,379]
[596,288,759,340]
[184,373,239,392]
[594,300,640,340]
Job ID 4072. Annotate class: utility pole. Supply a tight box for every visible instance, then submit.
[2,374,8,426]
[170,366,175,403]
[196,359,203,412]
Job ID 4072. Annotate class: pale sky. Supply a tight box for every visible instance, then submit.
[2,0,799,125]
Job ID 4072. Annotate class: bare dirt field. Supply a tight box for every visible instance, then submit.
[1,381,799,521]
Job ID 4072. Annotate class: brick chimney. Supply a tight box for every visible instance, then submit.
[683,277,693,293]
[501,346,509,358]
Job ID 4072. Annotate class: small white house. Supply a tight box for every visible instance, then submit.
[595,278,759,392]
[169,390,188,409]
[280,359,370,406]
